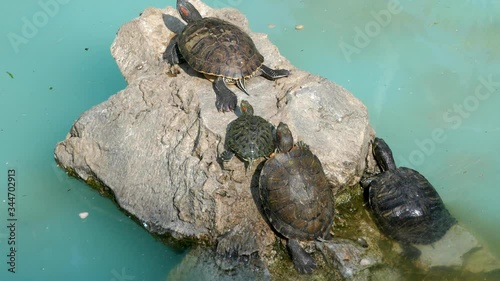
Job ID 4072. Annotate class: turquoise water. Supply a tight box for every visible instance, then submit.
[1,0,498,280]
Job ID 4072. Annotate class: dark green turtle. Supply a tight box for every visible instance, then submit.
[259,122,334,274]
[361,137,456,258]
[222,100,275,170]
[165,0,290,112]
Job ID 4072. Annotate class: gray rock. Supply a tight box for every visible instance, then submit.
[54,0,373,274]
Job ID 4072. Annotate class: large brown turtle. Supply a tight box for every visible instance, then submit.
[165,0,290,112]
[259,122,334,274]
[361,137,456,258]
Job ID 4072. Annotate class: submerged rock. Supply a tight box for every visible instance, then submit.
[317,238,389,281]
[416,224,480,269]
[215,221,261,271]
[416,224,500,273]
[167,246,270,281]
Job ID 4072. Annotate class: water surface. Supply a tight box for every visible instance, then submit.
[0,0,498,280]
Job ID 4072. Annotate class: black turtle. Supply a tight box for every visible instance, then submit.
[165,0,290,112]
[361,137,456,258]
[222,100,275,170]
[259,122,334,274]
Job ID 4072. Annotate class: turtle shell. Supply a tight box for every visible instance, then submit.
[225,114,274,163]
[259,145,334,240]
[178,17,264,79]
[368,167,456,244]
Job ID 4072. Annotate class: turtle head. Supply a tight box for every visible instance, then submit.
[177,0,203,23]
[276,122,294,153]
[240,100,254,116]
[372,137,397,172]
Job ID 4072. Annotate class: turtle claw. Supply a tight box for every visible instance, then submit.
[213,77,237,112]
[236,78,249,95]
[316,236,328,243]
[296,141,309,150]
[221,151,234,161]
[216,98,237,112]
[244,160,254,174]
[360,175,374,188]
[287,239,317,274]
[259,64,290,80]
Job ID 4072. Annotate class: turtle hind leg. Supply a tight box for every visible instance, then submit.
[213,77,237,112]
[401,242,421,260]
[287,239,316,274]
[259,64,290,80]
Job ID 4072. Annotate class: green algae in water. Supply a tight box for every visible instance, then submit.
[259,185,500,280]
[6,71,14,78]
[334,185,500,281]
[266,238,343,281]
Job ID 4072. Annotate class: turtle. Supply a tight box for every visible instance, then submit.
[165,0,290,112]
[222,100,275,170]
[259,122,334,274]
[360,137,457,258]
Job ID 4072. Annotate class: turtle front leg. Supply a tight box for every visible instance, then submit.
[287,239,317,274]
[360,175,376,189]
[259,64,290,80]
[221,150,234,161]
[164,40,183,65]
[213,77,238,112]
